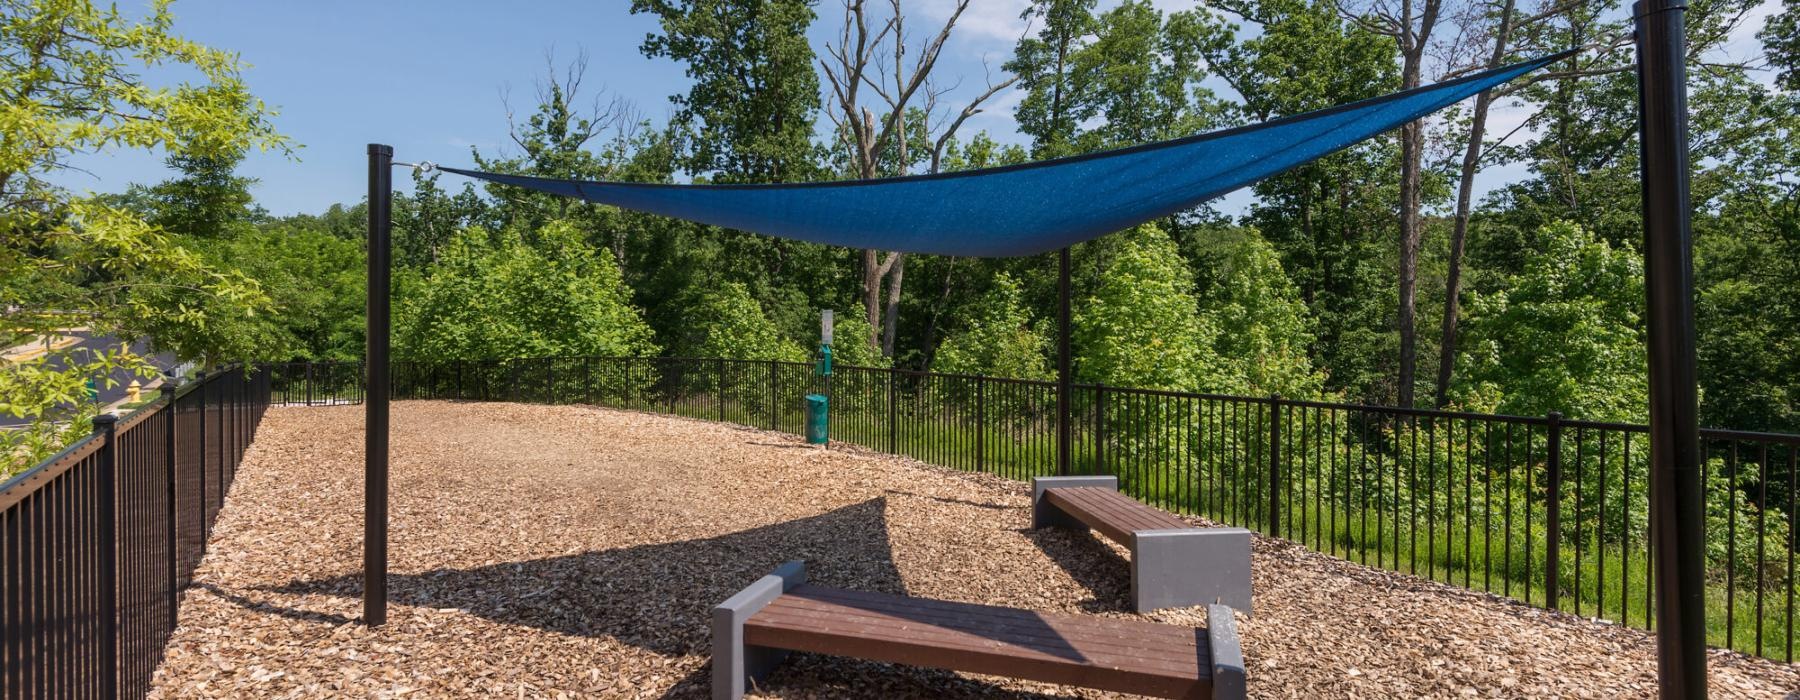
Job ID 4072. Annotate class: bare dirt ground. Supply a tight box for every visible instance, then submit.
[148,401,1800,698]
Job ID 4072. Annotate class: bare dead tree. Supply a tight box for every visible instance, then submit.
[821,0,1015,358]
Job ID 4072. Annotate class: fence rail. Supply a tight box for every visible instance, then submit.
[1,367,271,699]
[271,357,1800,661]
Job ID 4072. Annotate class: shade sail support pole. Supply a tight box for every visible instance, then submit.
[365,143,393,627]
[1057,247,1073,476]
[1634,2,1706,696]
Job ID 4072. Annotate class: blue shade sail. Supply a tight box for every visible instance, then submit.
[441,52,1568,258]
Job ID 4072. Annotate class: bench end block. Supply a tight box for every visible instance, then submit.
[1031,475,1118,529]
[1131,527,1252,614]
[1206,604,1247,700]
[713,561,807,700]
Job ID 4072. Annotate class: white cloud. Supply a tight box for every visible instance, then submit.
[911,0,1032,45]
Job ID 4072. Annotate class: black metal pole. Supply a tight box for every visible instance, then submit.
[95,413,119,699]
[1057,247,1073,476]
[364,144,393,627]
[1634,2,1706,695]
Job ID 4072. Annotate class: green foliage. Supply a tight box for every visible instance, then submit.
[1007,0,1230,156]
[829,310,887,368]
[395,221,658,361]
[0,0,289,472]
[1455,221,1645,421]
[198,225,365,361]
[631,0,821,182]
[1074,224,1217,391]
[1205,0,1399,403]
[1768,0,1800,92]
[671,281,806,362]
[933,274,1053,381]
[1189,227,1323,397]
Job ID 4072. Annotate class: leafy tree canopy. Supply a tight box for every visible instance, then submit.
[394,220,657,361]
[933,273,1053,381]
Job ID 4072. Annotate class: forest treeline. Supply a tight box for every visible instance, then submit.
[4,0,1799,468]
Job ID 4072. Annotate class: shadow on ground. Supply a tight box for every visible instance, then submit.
[1023,525,1135,614]
[251,497,1090,698]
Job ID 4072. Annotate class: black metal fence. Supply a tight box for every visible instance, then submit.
[269,357,1800,661]
[0,367,271,699]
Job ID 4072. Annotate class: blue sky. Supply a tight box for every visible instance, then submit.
[52,0,1780,219]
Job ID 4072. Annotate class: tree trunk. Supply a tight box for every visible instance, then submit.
[1434,0,1515,409]
[863,249,883,350]
[1392,0,1440,409]
[881,254,905,357]
[1397,118,1422,409]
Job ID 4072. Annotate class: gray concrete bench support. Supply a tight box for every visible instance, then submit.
[713,560,807,700]
[1131,528,1253,614]
[1206,604,1247,700]
[1031,475,1118,529]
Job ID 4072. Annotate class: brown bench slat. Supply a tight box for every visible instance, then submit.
[745,584,1211,699]
[1049,488,1187,533]
[1066,489,1188,532]
[758,587,1204,668]
[1044,487,1189,545]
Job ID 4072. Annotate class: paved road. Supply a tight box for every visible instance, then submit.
[1,331,177,428]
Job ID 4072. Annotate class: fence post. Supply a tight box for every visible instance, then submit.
[717,358,727,422]
[95,413,120,699]
[1545,411,1564,611]
[195,371,208,544]
[888,368,898,454]
[305,363,314,406]
[1268,395,1283,538]
[1095,385,1107,475]
[164,386,179,627]
[976,377,986,472]
[769,360,779,431]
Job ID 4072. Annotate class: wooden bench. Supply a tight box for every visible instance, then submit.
[713,561,1245,700]
[1033,475,1252,613]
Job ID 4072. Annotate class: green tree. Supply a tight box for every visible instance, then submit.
[394,221,657,361]
[933,273,1053,381]
[2,0,288,472]
[1768,0,1800,92]
[628,0,842,349]
[631,0,821,182]
[1454,221,1645,422]
[1207,0,1399,403]
[1008,0,1099,157]
[108,150,261,239]
[1074,224,1218,391]
[671,281,807,362]
[1189,227,1323,397]
[202,224,366,361]
[829,310,887,368]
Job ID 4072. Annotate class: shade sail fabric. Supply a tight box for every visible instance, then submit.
[441,52,1569,258]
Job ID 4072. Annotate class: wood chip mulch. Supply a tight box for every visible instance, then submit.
[148,401,1800,698]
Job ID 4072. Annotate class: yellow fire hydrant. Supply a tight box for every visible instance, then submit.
[126,380,141,403]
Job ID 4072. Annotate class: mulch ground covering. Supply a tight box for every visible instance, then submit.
[149,401,1800,698]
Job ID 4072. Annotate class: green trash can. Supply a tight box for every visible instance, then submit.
[804,393,829,445]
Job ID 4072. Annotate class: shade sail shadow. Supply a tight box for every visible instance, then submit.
[267,498,906,657]
[1023,527,1134,614]
[264,496,1103,698]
